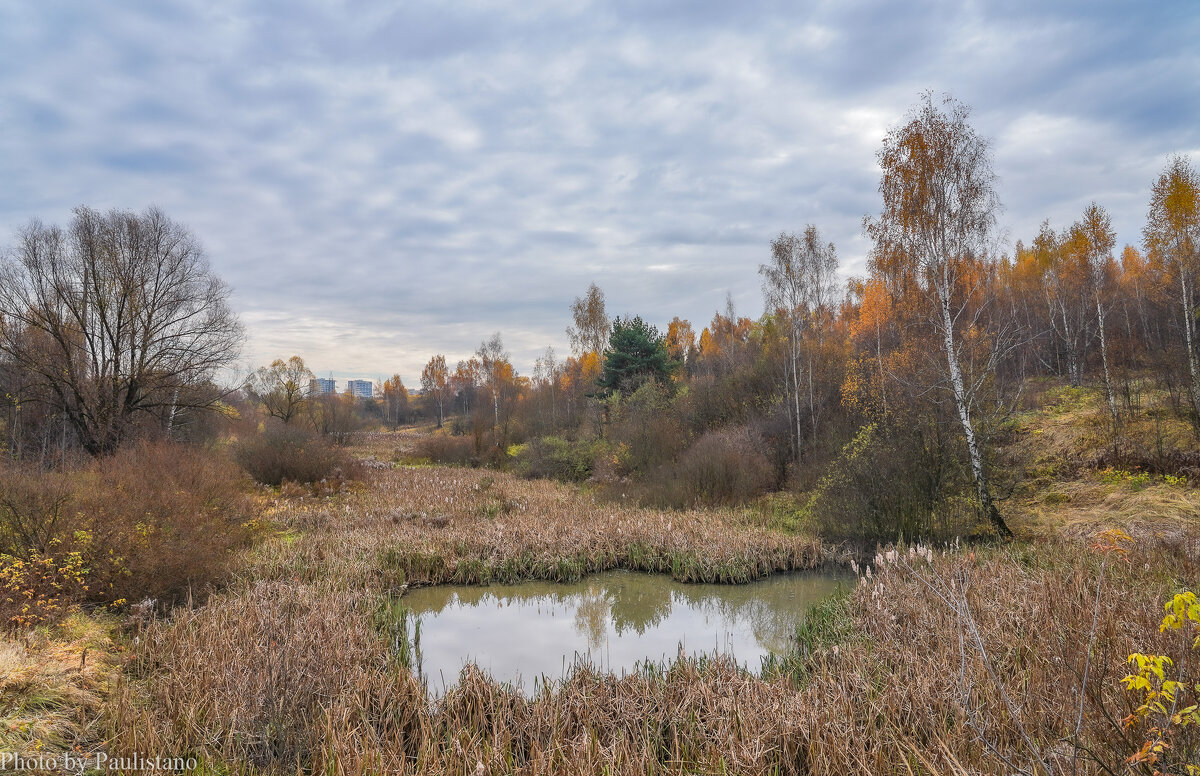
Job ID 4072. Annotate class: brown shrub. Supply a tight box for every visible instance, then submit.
[642,427,773,508]
[78,442,257,605]
[0,462,74,557]
[233,425,361,486]
[1,443,256,620]
[412,433,478,466]
[608,381,688,475]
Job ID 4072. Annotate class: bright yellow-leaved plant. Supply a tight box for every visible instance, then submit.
[1122,591,1200,774]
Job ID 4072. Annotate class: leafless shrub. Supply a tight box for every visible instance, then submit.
[233,425,361,486]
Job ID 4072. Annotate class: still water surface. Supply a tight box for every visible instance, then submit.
[397,570,847,692]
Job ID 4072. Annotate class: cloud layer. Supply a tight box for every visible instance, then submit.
[2,1,1197,382]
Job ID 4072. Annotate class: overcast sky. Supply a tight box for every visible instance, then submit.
[2,1,1197,384]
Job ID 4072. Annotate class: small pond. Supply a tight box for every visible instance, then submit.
[392,569,848,693]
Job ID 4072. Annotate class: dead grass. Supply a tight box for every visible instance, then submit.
[99,448,833,773]
[104,524,1200,774]
[245,464,824,589]
[1005,381,1200,546]
[0,612,119,756]
[110,582,382,769]
[344,427,440,463]
[11,411,1196,775]
[793,539,1200,774]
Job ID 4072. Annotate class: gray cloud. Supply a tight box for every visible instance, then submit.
[1,0,1197,383]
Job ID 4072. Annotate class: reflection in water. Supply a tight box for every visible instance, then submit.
[396,570,846,693]
[574,585,611,649]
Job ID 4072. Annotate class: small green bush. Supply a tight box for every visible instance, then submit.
[805,421,980,545]
[516,436,607,482]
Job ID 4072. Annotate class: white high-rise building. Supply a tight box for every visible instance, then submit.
[309,377,336,395]
[347,379,373,399]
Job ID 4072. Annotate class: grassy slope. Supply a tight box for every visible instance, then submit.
[1003,381,1200,544]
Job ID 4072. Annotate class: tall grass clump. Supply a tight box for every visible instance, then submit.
[238,464,823,590]
[110,582,384,768]
[796,536,1200,774]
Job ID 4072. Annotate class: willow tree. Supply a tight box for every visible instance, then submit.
[865,94,1011,537]
[0,206,242,455]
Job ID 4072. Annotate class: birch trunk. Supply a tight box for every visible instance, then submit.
[940,283,1011,537]
[790,328,803,461]
[1180,268,1200,418]
[1095,292,1117,424]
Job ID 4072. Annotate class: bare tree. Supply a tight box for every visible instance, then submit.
[533,346,560,427]
[1034,221,1095,387]
[865,94,1012,537]
[307,391,364,439]
[1069,204,1118,424]
[247,356,313,425]
[0,206,242,456]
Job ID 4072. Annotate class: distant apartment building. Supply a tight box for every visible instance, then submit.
[309,377,336,396]
[347,379,373,399]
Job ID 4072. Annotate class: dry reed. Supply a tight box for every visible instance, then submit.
[245,464,824,589]
[103,451,1200,774]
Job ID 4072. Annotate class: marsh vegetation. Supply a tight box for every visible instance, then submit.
[2,96,1199,774]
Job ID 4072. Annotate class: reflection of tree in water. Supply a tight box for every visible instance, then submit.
[573,585,611,649]
[608,578,673,636]
[398,571,847,658]
[670,576,843,653]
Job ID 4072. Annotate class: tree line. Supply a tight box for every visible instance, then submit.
[3,93,1198,543]
[405,95,1200,540]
